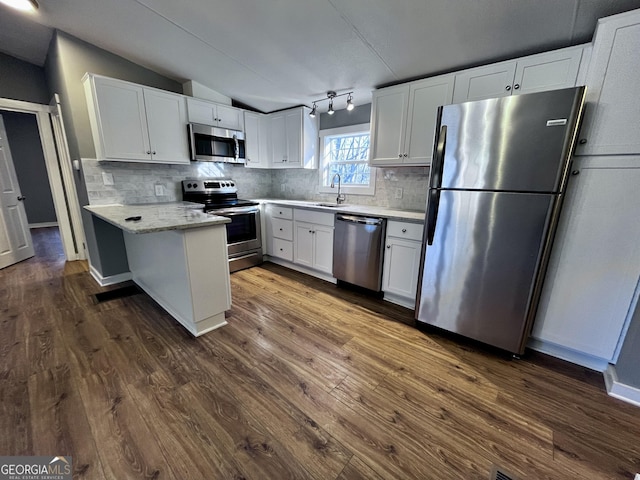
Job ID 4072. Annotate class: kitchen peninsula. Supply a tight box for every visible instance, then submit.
[84,202,232,336]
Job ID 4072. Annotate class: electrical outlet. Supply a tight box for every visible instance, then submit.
[101,172,114,186]
[280,184,285,192]
[154,184,164,196]
[394,187,403,199]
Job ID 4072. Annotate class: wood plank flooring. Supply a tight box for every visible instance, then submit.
[1,227,639,479]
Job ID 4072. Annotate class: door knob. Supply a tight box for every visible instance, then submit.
[17,196,26,201]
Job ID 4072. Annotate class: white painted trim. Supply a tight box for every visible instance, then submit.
[604,364,640,408]
[527,338,609,371]
[383,291,416,310]
[89,264,132,286]
[29,222,59,228]
[265,256,337,284]
[318,123,376,196]
[0,97,85,262]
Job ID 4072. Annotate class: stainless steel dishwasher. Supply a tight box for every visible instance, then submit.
[333,214,387,291]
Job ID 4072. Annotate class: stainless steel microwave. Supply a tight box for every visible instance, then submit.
[188,123,246,163]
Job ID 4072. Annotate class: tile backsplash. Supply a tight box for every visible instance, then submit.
[82,159,429,211]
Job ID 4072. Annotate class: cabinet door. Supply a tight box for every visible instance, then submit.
[452,61,516,103]
[244,112,265,167]
[513,47,582,95]
[284,109,302,167]
[370,85,409,165]
[575,11,640,156]
[270,113,287,165]
[215,104,243,130]
[144,89,190,164]
[186,97,216,125]
[294,221,314,267]
[532,161,640,360]
[313,225,334,274]
[404,76,454,165]
[382,237,421,300]
[91,76,151,161]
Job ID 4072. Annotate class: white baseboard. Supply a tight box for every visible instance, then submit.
[265,256,337,284]
[89,264,132,286]
[29,222,59,228]
[527,338,609,372]
[604,364,640,408]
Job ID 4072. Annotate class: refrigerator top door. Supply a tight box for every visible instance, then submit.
[439,87,585,193]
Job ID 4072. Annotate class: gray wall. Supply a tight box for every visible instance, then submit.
[1,111,57,224]
[615,303,640,387]
[0,52,50,104]
[43,30,183,277]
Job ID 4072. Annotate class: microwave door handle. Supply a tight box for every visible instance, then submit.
[233,135,239,160]
[188,124,197,161]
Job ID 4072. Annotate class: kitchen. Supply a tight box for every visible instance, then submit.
[1,1,640,479]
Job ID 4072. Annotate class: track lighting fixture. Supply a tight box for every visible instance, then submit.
[309,90,355,117]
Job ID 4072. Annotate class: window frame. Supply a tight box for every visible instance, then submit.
[317,123,376,196]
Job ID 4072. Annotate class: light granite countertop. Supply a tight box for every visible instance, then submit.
[256,199,426,223]
[84,202,230,234]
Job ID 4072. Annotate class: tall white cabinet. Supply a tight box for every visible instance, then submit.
[83,74,190,164]
[531,9,640,371]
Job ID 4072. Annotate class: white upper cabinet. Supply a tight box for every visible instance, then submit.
[452,45,585,103]
[370,74,454,167]
[575,10,640,156]
[83,74,190,164]
[243,111,270,168]
[248,106,317,169]
[186,97,243,131]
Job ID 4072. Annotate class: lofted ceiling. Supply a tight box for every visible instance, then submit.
[1,0,640,113]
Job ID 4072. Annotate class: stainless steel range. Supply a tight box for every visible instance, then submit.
[182,179,262,272]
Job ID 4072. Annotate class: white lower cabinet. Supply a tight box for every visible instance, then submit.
[382,220,424,309]
[265,205,293,261]
[532,158,640,366]
[293,209,334,275]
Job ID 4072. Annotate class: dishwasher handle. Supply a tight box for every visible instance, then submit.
[336,214,384,226]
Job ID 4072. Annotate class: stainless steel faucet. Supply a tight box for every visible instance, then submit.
[330,173,346,204]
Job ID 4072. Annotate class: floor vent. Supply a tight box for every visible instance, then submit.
[92,284,141,304]
[490,465,520,480]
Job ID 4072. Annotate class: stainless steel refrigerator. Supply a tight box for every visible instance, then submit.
[416,87,586,355]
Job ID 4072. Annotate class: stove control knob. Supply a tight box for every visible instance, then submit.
[187,183,192,189]
[193,183,198,189]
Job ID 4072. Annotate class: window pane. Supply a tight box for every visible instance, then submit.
[322,130,371,188]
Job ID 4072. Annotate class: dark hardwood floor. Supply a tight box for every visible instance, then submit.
[2,227,639,479]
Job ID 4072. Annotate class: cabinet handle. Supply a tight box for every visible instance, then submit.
[17,195,26,201]
[403,153,408,157]
[146,150,151,154]
[571,170,580,176]
[398,154,402,158]
[505,85,511,91]
[152,151,156,155]
[579,139,587,145]
[386,245,390,249]
[402,228,407,233]
[279,228,283,231]
[513,84,520,90]
[279,248,283,251]
[309,230,313,233]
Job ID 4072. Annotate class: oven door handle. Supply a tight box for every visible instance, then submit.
[210,206,259,216]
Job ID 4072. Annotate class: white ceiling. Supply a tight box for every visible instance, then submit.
[1,0,640,113]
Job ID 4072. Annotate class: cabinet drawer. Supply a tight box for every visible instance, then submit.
[267,204,293,220]
[294,208,334,227]
[272,238,293,262]
[387,221,424,241]
[271,218,293,241]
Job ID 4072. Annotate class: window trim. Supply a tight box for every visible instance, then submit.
[318,123,376,196]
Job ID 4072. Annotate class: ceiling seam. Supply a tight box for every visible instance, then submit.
[324,0,398,80]
[132,0,277,87]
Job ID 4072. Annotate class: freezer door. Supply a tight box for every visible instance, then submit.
[439,87,584,192]
[417,190,555,353]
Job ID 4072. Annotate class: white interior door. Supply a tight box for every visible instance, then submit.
[0,114,34,269]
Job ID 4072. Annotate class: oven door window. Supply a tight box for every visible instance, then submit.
[226,213,257,245]
[194,133,236,158]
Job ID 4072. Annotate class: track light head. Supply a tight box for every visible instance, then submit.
[309,103,317,118]
[346,94,354,111]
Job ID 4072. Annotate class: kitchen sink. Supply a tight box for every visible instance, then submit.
[315,203,348,208]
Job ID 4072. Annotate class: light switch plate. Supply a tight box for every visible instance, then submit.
[101,172,114,186]
[394,187,403,199]
[155,184,164,196]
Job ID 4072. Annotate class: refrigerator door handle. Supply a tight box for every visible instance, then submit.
[427,125,446,245]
